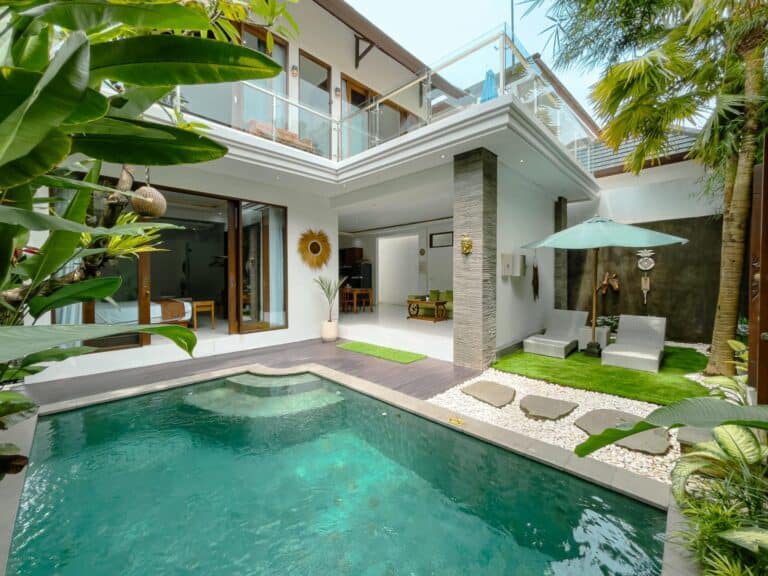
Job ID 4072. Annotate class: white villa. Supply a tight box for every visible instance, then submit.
[29,0,721,382]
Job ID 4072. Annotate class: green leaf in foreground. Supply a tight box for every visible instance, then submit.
[22,1,210,32]
[0,128,71,188]
[70,117,227,165]
[0,324,197,363]
[718,528,768,554]
[0,32,88,166]
[575,398,768,456]
[89,35,282,86]
[0,205,180,235]
[0,390,37,430]
[28,276,122,318]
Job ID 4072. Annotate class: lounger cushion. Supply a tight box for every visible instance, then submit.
[523,335,578,359]
[602,344,663,373]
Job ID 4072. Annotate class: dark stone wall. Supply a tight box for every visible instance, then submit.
[567,216,722,342]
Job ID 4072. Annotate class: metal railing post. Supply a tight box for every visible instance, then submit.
[271,92,278,142]
[498,33,505,96]
[425,72,432,125]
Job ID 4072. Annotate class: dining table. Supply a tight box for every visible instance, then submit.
[344,287,373,313]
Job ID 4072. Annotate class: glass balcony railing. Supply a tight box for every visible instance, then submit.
[180,81,334,160]
[337,26,597,170]
[178,26,596,171]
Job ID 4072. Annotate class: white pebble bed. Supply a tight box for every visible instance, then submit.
[429,366,703,484]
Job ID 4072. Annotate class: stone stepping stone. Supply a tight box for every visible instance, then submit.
[462,381,516,407]
[574,409,670,455]
[519,395,578,421]
[677,426,712,452]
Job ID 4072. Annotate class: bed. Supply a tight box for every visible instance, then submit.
[95,299,192,327]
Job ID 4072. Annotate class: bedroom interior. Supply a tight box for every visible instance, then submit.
[51,185,288,350]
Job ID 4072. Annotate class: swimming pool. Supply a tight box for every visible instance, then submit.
[9,372,665,575]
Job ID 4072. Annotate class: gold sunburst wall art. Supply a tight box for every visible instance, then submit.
[298,229,331,269]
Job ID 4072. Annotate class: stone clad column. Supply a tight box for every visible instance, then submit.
[453,149,497,370]
[554,196,568,310]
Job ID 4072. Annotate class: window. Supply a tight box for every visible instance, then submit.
[242,26,288,132]
[341,75,374,156]
[299,51,332,157]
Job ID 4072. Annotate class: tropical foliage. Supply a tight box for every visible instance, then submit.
[575,338,767,573]
[0,0,296,480]
[529,0,768,376]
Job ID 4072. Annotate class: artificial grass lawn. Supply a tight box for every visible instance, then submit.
[492,346,709,406]
[337,341,427,364]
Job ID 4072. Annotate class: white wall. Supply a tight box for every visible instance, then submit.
[496,161,556,351]
[28,161,339,383]
[425,220,453,290]
[286,1,423,119]
[570,160,722,225]
[377,235,420,303]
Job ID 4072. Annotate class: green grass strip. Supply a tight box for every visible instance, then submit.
[337,341,426,364]
[492,346,709,406]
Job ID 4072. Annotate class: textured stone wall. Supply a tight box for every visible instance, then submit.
[453,149,497,369]
[567,216,722,342]
[554,197,568,310]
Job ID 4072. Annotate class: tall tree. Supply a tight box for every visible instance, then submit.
[529,0,768,374]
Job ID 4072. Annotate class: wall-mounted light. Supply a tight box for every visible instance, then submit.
[461,235,473,255]
[334,86,342,98]
[290,65,299,78]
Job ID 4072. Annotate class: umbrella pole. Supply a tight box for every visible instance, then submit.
[585,247,601,357]
[592,247,598,341]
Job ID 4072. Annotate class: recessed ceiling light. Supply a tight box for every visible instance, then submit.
[440,154,446,160]
[519,159,525,164]
[275,175,281,180]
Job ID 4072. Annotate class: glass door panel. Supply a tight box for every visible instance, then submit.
[239,202,287,332]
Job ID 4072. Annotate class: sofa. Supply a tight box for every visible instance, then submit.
[407,290,453,319]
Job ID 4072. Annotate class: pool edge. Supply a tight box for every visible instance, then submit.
[35,362,671,510]
[4,363,695,575]
[0,415,36,576]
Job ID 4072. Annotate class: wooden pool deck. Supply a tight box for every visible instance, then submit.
[17,338,478,407]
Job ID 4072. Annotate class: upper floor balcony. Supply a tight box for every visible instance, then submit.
[179,27,598,173]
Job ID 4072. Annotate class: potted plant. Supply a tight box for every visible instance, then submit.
[314,276,348,342]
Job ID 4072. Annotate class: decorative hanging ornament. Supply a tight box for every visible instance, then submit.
[637,249,656,271]
[298,229,331,269]
[637,249,655,305]
[131,166,167,218]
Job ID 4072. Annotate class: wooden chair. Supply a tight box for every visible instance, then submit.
[357,289,374,312]
[340,287,354,313]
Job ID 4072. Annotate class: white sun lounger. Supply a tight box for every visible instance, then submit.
[602,314,666,373]
[523,309,589,359]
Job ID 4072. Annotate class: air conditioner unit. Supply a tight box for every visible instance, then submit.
[501,253,525,277]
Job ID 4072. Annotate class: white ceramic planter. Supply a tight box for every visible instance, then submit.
[321,320,339,342]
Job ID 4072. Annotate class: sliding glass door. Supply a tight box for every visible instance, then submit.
[237,202,287,333]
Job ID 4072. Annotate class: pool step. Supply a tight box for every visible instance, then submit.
[184,385,343,419]
[226,372,322,388]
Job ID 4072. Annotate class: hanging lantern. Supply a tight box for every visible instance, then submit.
[131,167,167,217]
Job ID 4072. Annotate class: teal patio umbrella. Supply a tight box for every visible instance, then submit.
[522,216,688,355]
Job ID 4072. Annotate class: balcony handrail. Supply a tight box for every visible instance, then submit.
[241,80,335,122]
[501,36,598,140]
[339,31,505,124]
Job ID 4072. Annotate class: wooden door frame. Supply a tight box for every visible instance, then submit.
[749,135,767,403]
[231,201,289,335]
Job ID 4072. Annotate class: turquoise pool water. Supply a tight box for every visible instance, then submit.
[9,373,665,575]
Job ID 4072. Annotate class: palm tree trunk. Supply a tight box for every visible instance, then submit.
[706,43,764,375]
